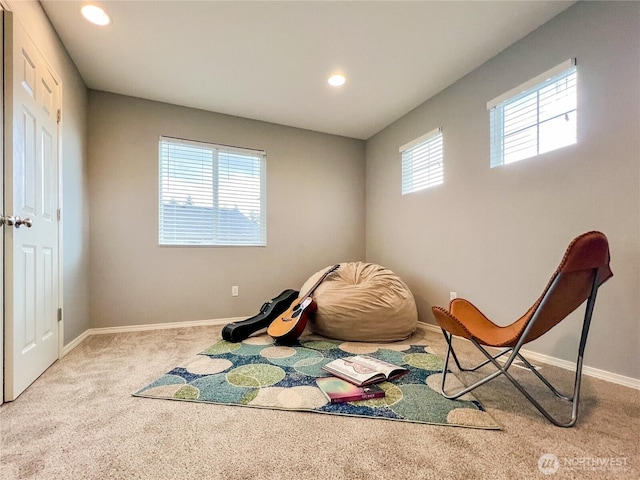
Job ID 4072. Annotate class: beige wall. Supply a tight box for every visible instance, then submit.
[365,1,640,379]
[8,1,90,344]
[87,92,365,328]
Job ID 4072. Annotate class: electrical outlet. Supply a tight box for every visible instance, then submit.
[232,286,239,297]
[449,291,457,301]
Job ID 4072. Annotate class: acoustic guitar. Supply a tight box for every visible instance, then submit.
[222,289,299,342]
[267,264,340,343]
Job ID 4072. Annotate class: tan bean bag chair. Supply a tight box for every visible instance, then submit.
[300,262,418,342]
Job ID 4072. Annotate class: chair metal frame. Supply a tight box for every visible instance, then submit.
[439,268,601,428]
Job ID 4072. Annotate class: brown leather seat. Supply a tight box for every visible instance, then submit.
[431,231,612,427]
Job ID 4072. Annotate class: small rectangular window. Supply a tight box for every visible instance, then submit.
[159,136,266,246]
[488,59,576,167]
[400,127,443,195]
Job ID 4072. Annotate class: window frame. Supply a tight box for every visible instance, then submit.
[400,127,444,195]
[488,58,577,167]
[158,136,267,247]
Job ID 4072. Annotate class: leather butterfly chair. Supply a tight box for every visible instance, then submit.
[431,231,613,427]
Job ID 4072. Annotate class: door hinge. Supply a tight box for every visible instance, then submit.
[57,208,61,221]
[57,308,62,322]
[57,109,61,124]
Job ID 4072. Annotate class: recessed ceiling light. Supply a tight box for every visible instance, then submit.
[81,5,111,26]
[328,74,346,87]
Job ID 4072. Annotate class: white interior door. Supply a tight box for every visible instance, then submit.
[3,12,61,401]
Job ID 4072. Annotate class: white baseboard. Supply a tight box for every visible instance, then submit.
[61,317,243,357]
[419,322,640,390]
[62,329,92,357]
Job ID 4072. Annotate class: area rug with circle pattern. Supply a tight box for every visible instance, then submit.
[133,333,500,430]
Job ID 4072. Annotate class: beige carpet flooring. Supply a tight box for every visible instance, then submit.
[1,323,638,479]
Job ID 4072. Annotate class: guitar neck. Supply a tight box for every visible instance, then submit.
[300,264,340,300]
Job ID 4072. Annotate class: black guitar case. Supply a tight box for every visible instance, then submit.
[221,289,299,342]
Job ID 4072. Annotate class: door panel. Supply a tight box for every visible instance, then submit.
[42,128,54,220]
[21,245,36,353]
[4,12,61,401]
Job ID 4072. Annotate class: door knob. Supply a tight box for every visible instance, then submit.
[15,217,33,228]
[4,216,33,228]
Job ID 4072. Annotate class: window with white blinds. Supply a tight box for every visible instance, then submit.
[400,128,443,195]
[488,59,577,167]
[159,136,266,246]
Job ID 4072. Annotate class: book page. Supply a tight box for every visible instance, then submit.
[352,356,405,377]
[323,358,382,384]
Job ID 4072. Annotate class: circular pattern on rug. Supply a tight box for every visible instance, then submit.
[174,385,199,400]
[260,346,297,359]
[143,374,186,391]
[226,364,285,388]
[249,386,327,409]
[301,340,339,351]
[142,383,185,398]
[185,356,233,375]
[403,352,445,371]
[201,341,241,356]
[191,373,251,403]
[390,383,475,424]
[301,262,418,342]
[293,356,327,377]
[220,343,271,357]
[261,347,323,368]
[371,382,403,406]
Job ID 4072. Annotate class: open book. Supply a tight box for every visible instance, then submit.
[322,355,409,386]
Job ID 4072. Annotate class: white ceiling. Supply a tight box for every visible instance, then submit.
[41,1,575,140]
